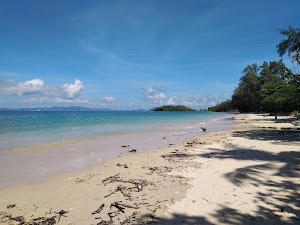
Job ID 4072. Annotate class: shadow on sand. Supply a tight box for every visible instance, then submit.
[147,129,300,225]
[232,129,300,145]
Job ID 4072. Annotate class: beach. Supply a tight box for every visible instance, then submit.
[0,114,299,225]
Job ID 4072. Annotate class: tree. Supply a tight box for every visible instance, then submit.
[151,105,196,111]
[207,100,232,112]
[260,78,295,115]
[277,26,300,74]
[259,60,293,84]
[232,64,262,112]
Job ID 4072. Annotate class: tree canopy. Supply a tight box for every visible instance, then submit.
[209,26,300,114]
[152,105,196,112]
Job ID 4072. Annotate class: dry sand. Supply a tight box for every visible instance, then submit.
[0,114,299,225]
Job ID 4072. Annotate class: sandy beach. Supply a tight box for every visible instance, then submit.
[0,114,299,225]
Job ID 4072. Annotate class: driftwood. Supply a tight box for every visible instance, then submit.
[102,173,120,185]
[116,202,139,209]
[129,149,137,153]
[29,216,56,225]
[120,211,139,225]
[6,204,16,209]
[55,209,68,223]
[97,220,113,225]
[102,174,152,191]
[110,202,125,213]
[10,216,25,223]
[92,204,105,215]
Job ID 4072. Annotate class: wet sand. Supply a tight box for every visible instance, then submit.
[0,114,299,225]
[0,116,233,189]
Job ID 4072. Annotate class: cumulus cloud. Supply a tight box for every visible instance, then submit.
[167,96,177,105]
[0,79,44,96]
[145,85,167,101]
[180,96,226,108]
[102,96,116,104]
[0,78,94,106]
[61,79,84,98]
[181,100,202,106]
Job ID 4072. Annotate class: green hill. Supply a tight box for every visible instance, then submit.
[151,105,196,112]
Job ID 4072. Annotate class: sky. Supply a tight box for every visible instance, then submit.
[0,0,300,110]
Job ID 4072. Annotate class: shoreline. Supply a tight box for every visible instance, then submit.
[0,114,234,189]
[0,114,299,224]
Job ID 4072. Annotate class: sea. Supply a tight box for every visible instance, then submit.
[0,111,234,188]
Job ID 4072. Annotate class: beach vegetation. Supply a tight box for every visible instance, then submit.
[209,26,300,115]
[207,100,232,112]
[151,105,196,111]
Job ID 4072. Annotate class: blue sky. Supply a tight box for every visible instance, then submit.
[0,0,299,109]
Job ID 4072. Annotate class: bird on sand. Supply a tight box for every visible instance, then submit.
[201,127,207,132]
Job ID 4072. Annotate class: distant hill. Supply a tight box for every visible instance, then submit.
[0,106,112,111]
[151,105,196,112]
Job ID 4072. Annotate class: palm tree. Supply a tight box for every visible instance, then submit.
[277,26,300,74]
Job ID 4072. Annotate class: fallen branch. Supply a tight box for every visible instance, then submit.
[92,204,105,215]
[110,202,125,213]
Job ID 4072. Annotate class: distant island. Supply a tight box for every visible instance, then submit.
[151,105,196,112]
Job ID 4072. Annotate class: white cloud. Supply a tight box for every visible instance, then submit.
[102,96,116,104]
[181,100,202,106]
[167,96,177,105]
[0,78,95,106]
[61,79,84,98]
[0,79,44,96]
[145,85,167,101]
[147,92,166,100]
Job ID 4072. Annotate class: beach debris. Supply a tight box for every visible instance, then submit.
[120,211,139,225]
[110,202,125,213]
[129,149,137,153]
[102,173,120,184]
[92,204,105,215]
[97,220,113,225]
[10,216,25,223]
[7,204,16,209]
[124,164,129,168]
[136,184,143,192]
[55,209,69,222]
[163,136,166,139]
[121,145,130,148]
[31,216,56,225]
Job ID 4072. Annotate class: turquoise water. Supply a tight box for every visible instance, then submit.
[0,111,230,152]
[0,110,234,188]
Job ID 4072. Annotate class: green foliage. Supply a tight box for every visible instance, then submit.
[152,105,196,112]
[208,26,300,114]
[260,78,295,112]
[207,100,232,112]
[277,26,300,74]
[232,64,262,112]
